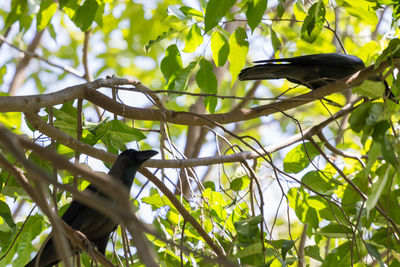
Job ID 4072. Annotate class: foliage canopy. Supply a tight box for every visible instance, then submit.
[1,0,400,266]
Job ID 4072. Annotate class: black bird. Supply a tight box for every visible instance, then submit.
[239,53,366,89]
[25,149,158,267]
[239,53,397,103]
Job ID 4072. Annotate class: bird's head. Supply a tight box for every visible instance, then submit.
[118,149,158,167]
[110,149,158,187]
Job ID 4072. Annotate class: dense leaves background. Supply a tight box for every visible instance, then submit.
[1,0,400,266]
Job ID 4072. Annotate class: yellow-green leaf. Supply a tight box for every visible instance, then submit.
[211,31,229,66]
[301,2,326,43]
[228,27,249,86]
[183,24,203,53]
[204,0,236,33]
[37,0,57,30]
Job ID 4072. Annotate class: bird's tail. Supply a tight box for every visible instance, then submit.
[239,64,298,81]
[24,257,38,267]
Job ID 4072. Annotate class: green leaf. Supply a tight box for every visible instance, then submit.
[210,203,228,222]
[49,102,78,137]
[203,188,226,206]
[203,181,216,191]
[349,102,372,133]
[304,245,323,261]
[211,31,229,67]
[160,44,183,86]
[0,65,6,85]
[13,214,45,266]
[270,26,281,51]
[173,61,197,92]
[366,164,390,213]
[204,0,237,33]
[37,0,57,30]
[319,203,350,226]
[0,200,16,247]
[72,0,99,31]
[246,0,268,32]
[145,28,177,53]
[228,27,249,86]
[179,6,203,18]
[301,1,326,43]
[0,112,21,130]
[372,121,390,141]
[365,103,384,132]
[375,38,400,69]
[196,58,218,113]
[323,241,359,266]
[301,171,335,195]
[277,0,285,18]
[234,242,263,258]
[363,141,381,181]
[341,184,363,215]
[318,223,352,238]
[287,188,320,229]
[236,242,265,265]
[5,0,31,31]
[346,0,378,26]
[283,142,320,173]
[234,215,262,239]
[365,243,382,261]
[380,135,397,167]
[96,120,146,154]
[28,150,53,174]
[142,191,173,210]
[353,80,386,98]
[281,240,295,261]
[0,174,27,199]
[230,176,250,191]
[94,2,104,27]
[183,24,203,53]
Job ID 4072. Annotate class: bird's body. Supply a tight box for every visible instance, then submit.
[239,53,366,89]
[25,149,158,267]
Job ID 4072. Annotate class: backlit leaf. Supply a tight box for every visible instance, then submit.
[246,0,268,32]
[301,2,326,43]
[283,142,320,173]
[37,0,57,30]
[204,0,236,33]
[228,27,249,85]
[196,58,218,113]
[211,31,229,66]
[183,24,203,53]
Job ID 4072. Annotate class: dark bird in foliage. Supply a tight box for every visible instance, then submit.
[239,53,396,102]
[25,149,158,267]
[239,53,366,89]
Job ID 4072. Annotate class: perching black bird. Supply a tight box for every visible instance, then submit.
[25,149,158,267]
[239,53,366,89]
[239,53,397,103]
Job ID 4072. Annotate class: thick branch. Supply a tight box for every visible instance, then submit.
[0,60,392,126]
[25,101,358,169]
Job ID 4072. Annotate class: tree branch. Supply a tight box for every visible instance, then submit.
[0,59,392,126]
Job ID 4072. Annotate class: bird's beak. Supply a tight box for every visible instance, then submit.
[137,150,158,162]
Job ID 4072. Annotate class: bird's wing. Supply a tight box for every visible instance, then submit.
[61,184,98,225]
[253,53,365,67]
[91,231,116,254]
[239,64,320,87]
[61,200,86,225]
